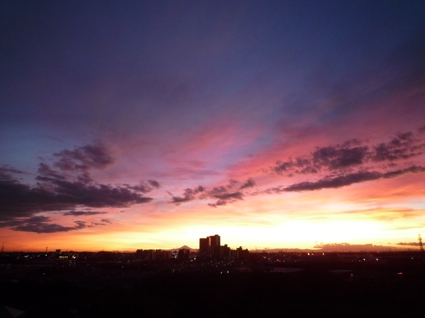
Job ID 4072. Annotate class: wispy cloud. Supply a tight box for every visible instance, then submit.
[240,178,256,189]
[126,179,162,193]
[0,165,25,181]
[314,243,392,252]
[396,242,421,247]
[91,218,113,227]
[148,179,161,189]
[284,171,382,192]
[169,186,205,205]
[54,142,113,171]
[208,192,244,208]
[169,178,255,207]
[372,132,423,162]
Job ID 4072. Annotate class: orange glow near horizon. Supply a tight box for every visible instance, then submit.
[4,179,424,253]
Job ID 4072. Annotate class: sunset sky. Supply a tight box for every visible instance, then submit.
[1,1,425,252]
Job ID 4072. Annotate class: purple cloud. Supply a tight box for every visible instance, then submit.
[170,186,205,205]
[284,171,381,192]
[63,210,107,216]
[284,166,425,192]
[3,216,87,233]
[0,142,153,232]
[127,179,161,193]
[208,192,244,207]
[372,132,423,162]
[272,128,425,179]
[54,142,113,172]
[148,179,161,189]
[0,165,25,181]
[240,178,256,190]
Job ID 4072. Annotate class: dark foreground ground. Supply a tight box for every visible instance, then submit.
[1,255,425,317]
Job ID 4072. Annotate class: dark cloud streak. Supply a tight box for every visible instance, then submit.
[170,186,205,205]
[2,216,87,233]
[208,192,244,208]
[148,179,161,189]
[63,211,107,216]
[285,171,381,192]
[170,178,255,207]
[127,179,161,193]
[54,142,113,172]
[0,166,25,181]
[240,178,256,189]
[372,132,423,162]
[284,166,425,192]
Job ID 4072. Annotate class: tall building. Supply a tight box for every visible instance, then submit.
[209,234,221,258]
[199,234,221,258]
[198,234,249,260]
[208,234,220,247]
[236,246,250,259]
[178,249,190,261]
[199,238,209,257]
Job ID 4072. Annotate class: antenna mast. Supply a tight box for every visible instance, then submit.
[418,234,424,253]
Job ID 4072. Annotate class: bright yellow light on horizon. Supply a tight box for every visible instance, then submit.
[136,218,386,250]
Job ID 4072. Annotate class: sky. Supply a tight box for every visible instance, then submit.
[1,0,425,252]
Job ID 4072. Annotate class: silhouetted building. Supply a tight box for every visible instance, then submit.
[199,234,222,258]
[208,234,220,247]
[136,249,171,261]
[198,235,244,259]
[178,249,190,261]
[199,235,250,259]
[199,238,209,257]
[209,234,221,258]
[220,244,231,259]
[236,246,250,259]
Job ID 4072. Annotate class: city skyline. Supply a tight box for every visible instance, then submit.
[1,1,425,252]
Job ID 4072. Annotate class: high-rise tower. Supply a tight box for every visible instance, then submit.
[199,234,221,258]
[208,234,220,248]
[199,238,209,256]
